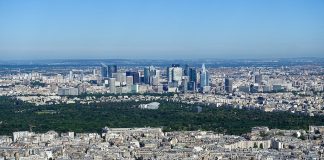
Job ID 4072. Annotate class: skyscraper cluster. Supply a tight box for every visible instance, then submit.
[101,64,117,78]
[166,63,210,93]
[99,63,211,93]
[144,66,160,86]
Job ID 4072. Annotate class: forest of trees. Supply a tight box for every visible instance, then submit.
[0,96,324,136]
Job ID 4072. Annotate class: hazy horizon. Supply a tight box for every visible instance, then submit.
[1,0,324,60]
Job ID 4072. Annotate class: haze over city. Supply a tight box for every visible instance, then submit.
[1,0,324,60]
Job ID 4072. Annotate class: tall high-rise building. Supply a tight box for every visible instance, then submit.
[152,76,159,86]
[126,76,133,86]
[184,64,190,76]
[69,70,73,81]
[189,67,197,83]
[151,70,160,86]
[255,74,263,84]
[80,70,84,81]
[108,65,117,78]
[167,67,173,82]
[93,69,97,77]
[109,78,116,93]
[144,66,158,85]
[144,67,151,84]
[172,67,182,82]
[167,65,182,85]
[225,78,233,93]
[188,81,196,91]
[116,72,126,85]
[181,76,189,92]
[126,71,140,84]
[188,67,198,91]
[101,64,108,78]
[126,71,133,77]
[200,64,209,88]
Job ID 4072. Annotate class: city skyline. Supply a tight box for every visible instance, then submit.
[1,1,324,159]
[1,0,324,60]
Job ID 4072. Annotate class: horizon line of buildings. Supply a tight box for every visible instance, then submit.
[98,63,212,94]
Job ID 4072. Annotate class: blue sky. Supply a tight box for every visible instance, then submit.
[0,0,323,60]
